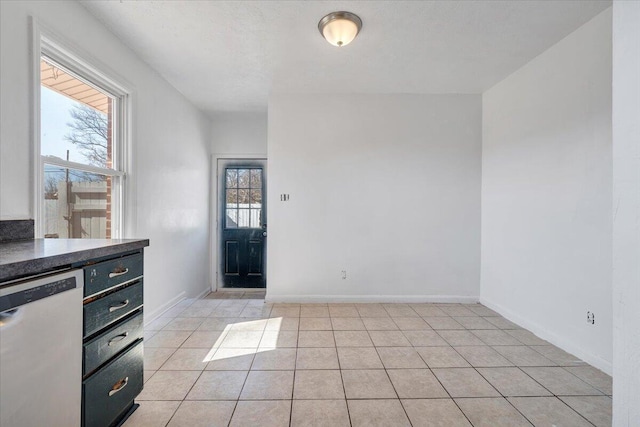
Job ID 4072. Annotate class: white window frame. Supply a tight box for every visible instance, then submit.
[33,21,133,238]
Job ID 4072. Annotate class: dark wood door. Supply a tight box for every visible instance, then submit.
[220,164,266,288]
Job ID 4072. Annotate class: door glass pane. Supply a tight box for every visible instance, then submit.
[226,169,238,188]
[237,209,250,228]
[250,189,262,208]
[226,209,238,228]
[226,189,238,207]
[43,165,110,238]
[238,188,250,205]
[250,209,261,228]
[238,169,250,188]
[250,169,262,188]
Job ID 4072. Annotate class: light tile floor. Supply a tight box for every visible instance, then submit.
[125,294,612,427]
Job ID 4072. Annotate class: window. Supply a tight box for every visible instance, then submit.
[225,168,263,228]
[37,40,128,239]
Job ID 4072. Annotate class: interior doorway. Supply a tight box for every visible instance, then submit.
[217,159,267,288]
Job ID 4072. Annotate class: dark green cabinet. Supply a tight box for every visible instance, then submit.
[81,249,145,427]
[84,311,143,376]
[83,281,143,337]
[83,340,143,427]
[84,253,143,297]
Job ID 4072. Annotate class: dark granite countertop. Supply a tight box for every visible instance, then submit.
[0,239,149,283]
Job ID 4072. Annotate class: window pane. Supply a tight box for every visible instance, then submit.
[250,209,261,228]
[250,169,262,188]
[43,165,111,238]
[250,189,262,208]
[40,59,114,169]
[226,189,238,207]
[226,209,238,228]
[238,188,250,205]
[237,209,250,228]
[238,169,250,188]
[226,169,238,188]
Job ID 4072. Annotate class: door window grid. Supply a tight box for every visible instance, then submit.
[225,168,262,229]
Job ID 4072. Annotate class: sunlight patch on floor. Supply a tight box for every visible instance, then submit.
[202,317,282,363]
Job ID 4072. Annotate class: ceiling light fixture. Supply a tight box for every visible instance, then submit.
[318,11,362,47]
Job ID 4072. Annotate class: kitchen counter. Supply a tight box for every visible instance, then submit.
[0,239,149,283]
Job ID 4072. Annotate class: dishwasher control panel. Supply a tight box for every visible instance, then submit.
[0,273,80,312]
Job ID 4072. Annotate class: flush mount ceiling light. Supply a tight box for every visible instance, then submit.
[318,11,362,47]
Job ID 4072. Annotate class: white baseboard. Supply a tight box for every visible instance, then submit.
[144,286,212,326]
[480,297,612,375]
[265,294,480,304]
[144,291,186,326]
[195,287,211,300]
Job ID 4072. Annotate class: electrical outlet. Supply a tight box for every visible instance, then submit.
[341,270,347,280]
[587,311,595,325]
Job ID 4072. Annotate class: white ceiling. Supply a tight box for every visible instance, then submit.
[81,1,610,115]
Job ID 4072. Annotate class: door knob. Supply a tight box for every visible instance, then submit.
[262,231,267,237]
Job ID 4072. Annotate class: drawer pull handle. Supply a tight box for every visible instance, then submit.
[109,268,129,278]
[109,299,130,312]
[108,332,129,346]
[108,377,129,397]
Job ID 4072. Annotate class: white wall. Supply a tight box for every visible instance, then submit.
[612,1,640,423]
[481,9,612,373]
[267,94,481,302]
[211,112,267,156]
[0,1,211,320]
[209,113,267,290]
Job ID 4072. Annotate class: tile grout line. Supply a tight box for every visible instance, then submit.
[471,364,537,427]
[440,323,546,426]
[555,396,599,427]
[419,352,476,427]
[369,331,415,427]
[333,329,354,427]
[146,311,185,427]
[225,325,262,426]
[427,326,533,426]
[513,365,600,426]
[289,313,300,427]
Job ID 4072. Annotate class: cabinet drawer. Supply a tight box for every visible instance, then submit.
[84,253,143,297]
[84,311,144,376]
[83,340,143,427]
[84,282,143,338]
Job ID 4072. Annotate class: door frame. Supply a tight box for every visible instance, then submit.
[210,154,267,292]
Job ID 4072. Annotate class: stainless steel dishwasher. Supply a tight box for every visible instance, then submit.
[0,269,83,427]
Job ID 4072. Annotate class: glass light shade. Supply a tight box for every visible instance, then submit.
[322,18,358,47]
[318,12,362,47]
